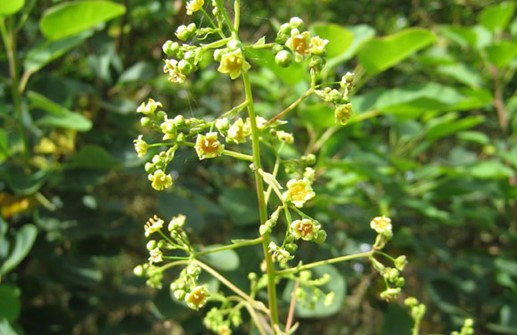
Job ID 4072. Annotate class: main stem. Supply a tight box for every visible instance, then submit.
[0,18,28,159]
[242,70,280,328]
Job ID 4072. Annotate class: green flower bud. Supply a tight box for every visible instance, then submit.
[275,50,293,67]
[178,59,194,75]
[176,25,192,41]
[227,39,242,50]
[162,40,179,57]
[140,116,151,127]
[289,17,304,30]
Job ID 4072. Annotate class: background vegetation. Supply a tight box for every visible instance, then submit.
[1,0,516,334]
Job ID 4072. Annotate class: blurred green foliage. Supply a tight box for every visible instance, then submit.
[0,0,516,334]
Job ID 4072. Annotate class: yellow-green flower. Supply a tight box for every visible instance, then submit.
[148,169,173,190]
[134,135,148,158]
[290,218,321,241]
[276,130,294,144]
[145,215,164,237]
[160,119,178,140]
[185,285,209,310]
[286,31,311,55]
[370,216,392,234]
[195,132,224,159]
[148,247,163,264]
[309,36,329,55]
[283,178,315,207]
[186,0,204,15]
[137,98,162,115]
[227,118,250,143]
[164,59,186,83]
[217,49,251,79]
[334,103,352,125]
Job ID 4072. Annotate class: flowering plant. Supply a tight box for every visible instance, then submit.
[132,1,474,334]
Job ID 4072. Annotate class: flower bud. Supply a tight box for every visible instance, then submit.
[289,17,304,30]
[178,59,194,75]
[162,40,179,57]
[176,25,192,41]
[275,50,293,67]
[227,39,242,50]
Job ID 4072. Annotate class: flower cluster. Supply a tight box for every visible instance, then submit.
[214,40,251,79]
[315,71,355,125]
[274,17,329,68]
[204,306,243,335]
[293,270,335,310]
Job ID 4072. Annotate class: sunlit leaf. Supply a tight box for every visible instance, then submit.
[485,41,517,68]
[311,23,354,58]
[0,0,25,16]
[40,1,126,40]
[479,1,516,32]
[358,28,436,75]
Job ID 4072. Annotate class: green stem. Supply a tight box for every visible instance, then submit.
[234,0,241,32]
[194,237,263,257]
[242,69,280,328]
[0,17,28,159]
[264,88,314,128]
[276,251,374,277]
[195,260,269,314]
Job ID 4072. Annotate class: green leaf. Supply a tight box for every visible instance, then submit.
[0,285,21,322]
[436,63,483,89]
[426,114,485,141]
[282,265,346,318]
[485,41,517,68]
[65,145,120,170]
[439,25,477,48]
[0,224,38,275]
[0,168,46,195]
[0,0,25,16]
[311,23,354,59]
[353,83,464,119]
[40,1,126,40]
[479,1,516,32]
[117,61,155,83]
[299,103,334,128]
[27,91,92,131]
[247,49,307,86]
[218,188,259,226]
[381,304,412,335]
[358,28,436,75]
[198,245,239,271]
[24,31,93,74]
[469,159,514,179]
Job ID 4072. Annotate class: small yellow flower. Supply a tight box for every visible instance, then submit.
[185,285,209,310]
[283,178,315,207]
[137,98,162,115]
[227,118,250,143]
[148,169,173,190]
[133,135,148,158]
[164,59,186,83]
[148,247,163,264]
[286,31,311,55]
[217,49,251,79]
[168,214,186,231]
[276,130,294,144]
[160,119,178,140]
[145,215,164,237]
[195,132,224,159]
[334,103,352,125]
[309,36,329,55]
[186,0,204,15]
[370,216,392,234]
[290,218,321,241]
